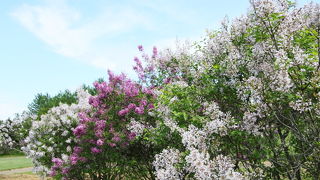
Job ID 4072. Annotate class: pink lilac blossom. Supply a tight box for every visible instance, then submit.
[52,158,63,168]
[138,45,144,51]
[96,139,104,146]
[73,124,86,137]
[135,106,144,114]
[128,103,137,110]
[73,146,82,154]
[61,168,69,175]
[118,108,129,116]
[91,147,102,154]
[70,154,79,165]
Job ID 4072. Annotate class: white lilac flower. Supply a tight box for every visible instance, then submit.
[62,154,69,162]
[127,118,147,137]
[185,148,213,180]
[153,148,182,180]
[62,130,69,136]
[181,125,207,150]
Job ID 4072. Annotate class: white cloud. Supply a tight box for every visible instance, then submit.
[11,0,152,71]
[11,0,209,78]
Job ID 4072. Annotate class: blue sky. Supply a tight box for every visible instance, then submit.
[0,0,318,119]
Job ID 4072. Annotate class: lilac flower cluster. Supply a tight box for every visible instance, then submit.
[50,70,156,179]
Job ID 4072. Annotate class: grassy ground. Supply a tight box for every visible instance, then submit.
[0,154,50,179]
[0,155,33,171]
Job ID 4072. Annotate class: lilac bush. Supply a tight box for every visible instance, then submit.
[136,0,320,179]
[54,71,157,179]
[0,112,31,154]
[22,88,91,177]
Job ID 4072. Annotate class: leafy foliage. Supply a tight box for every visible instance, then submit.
[28,90,77,119]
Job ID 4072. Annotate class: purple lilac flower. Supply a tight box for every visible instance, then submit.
[134,56,142,65]
[118,108,129,116]
[138,45,144,51]
[78,112,91,123]
[110,72,126,83]
[49,170,57,177]
[107,70,115,81]
[95,120,106,130]
[95,130,104,138]
[142,87,153,95]
[147,103,155,109]
[79,157,87,162]
[109,127,115,133]
[100,83,113,94]
[96,139,104,146]
[135,106,144,115]
[140,99,147,106]
[73,146,82,154]
[89,139,96,144]
[128,103,136,110]
[91,147,102,154]
[62,168,69,175]
[89,96,100,107]
[152,46,158,58]
[147,64,155,71]
[133,57,145,81]
[128,132,136,141]
[52,158,63,167]
[70,154,78,165]
[97,108,105,115]
[123,80,139,97]
[98,92,107,99]
[73,124,86,137]
[112,135,121,142]
[163,77,171,84]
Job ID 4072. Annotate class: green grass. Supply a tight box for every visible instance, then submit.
[0,155,33,171]
[0,149,25,157]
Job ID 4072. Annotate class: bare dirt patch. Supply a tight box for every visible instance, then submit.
[0,174,40,180]
[0,167,33,175]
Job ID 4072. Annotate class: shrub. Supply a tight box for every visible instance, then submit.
[52,71,157,179]
[22,88,91,176]
[0,112,32,155]
[137,0,320,179]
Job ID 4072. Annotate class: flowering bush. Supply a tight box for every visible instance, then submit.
[133,42,202,87]
[22,88,91,177]
[0,112,31,154]
[52,71,157,179]
[137,0,320,179]
[147,83,244,179]
[199,0,320,178]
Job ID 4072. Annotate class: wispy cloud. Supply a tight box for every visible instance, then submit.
[11,0,152,71]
